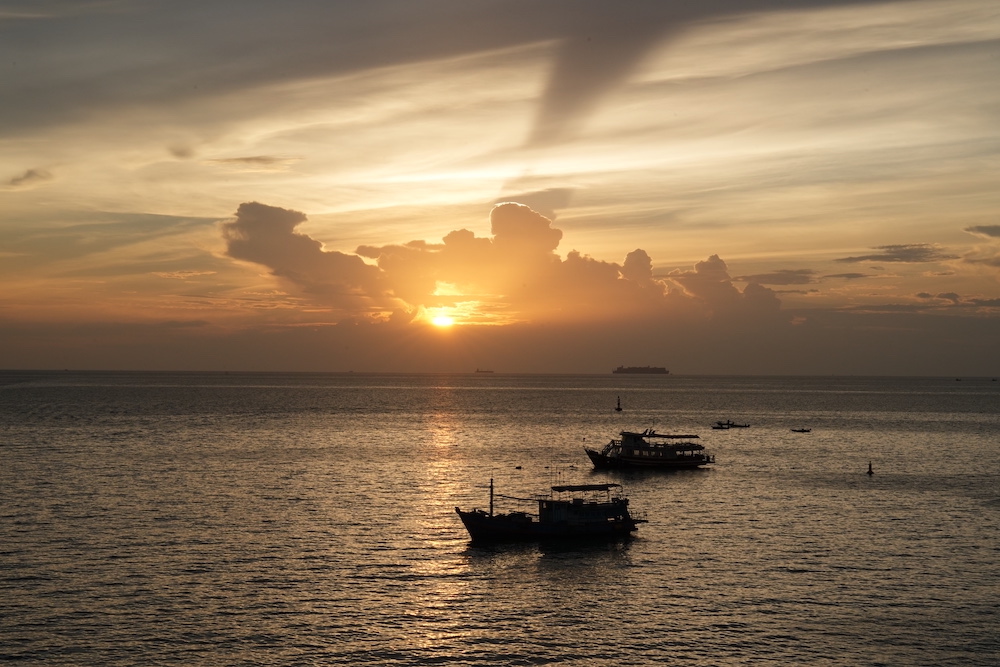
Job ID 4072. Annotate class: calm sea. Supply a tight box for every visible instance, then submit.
[1,371,998,666]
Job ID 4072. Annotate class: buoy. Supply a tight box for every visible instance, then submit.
[615,396,622,412]
[867,461,874,476]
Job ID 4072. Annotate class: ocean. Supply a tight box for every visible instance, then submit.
[1,371,998,666]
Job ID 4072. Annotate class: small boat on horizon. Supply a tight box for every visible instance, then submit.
[585,429,713,470]
[612,365,669,375]
[712,420,750,429]
[455,479,646,543]
[790,428,812,433]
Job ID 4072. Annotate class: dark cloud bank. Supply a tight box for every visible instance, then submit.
[2,0,907,148]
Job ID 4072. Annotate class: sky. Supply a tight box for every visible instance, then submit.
[2,0,999,375]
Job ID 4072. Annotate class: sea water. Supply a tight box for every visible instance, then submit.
[1,371,998,665]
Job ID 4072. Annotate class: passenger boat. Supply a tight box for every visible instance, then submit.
[584,429,713,470]
[455,479,646,543]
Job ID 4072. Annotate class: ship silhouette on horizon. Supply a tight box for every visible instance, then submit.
[612,365,669,375]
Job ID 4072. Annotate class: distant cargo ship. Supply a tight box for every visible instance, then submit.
[612,366,669,375]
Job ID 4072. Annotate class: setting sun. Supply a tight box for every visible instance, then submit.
[431,315,455,327]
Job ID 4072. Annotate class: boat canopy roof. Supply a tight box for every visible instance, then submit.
[551,483,621,492]
[621,430,699,439]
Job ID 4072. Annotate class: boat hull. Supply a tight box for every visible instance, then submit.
[585,448,711,470]
[455,509,639,544]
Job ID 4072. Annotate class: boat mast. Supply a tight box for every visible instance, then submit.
[489,477,494,517]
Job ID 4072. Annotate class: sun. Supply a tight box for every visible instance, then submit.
[431,315,455,327]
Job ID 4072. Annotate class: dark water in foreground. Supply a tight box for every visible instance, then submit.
[1,372,998,666]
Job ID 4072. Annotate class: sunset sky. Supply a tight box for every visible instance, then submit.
[3,0,999,375]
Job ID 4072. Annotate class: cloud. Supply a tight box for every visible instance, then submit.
[735,269,815,285]
[169,144,196,159]
[208,156,302,172]
[0,0,912,145]
[909,293,1000,313]
[964,225,1000,239]
[917,291,961,304]
[834,244,959,263]
[527,6,674,146]
[667,254,782,322]
[493,187,574,221]
[222,201,786,327]
[965,256,1000,268]
[8,168,52,188]
[220,202,389,313]
[823,272,872,280]
[153,270,218,280]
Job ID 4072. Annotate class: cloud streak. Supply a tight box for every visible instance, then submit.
[734,269,816,285]
[835,244,959,263]
[965,225,1000,239]
[8,168,52,188]
[0,0,916,147]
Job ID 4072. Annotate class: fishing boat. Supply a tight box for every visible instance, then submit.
[455,480,646,543]
[790,428,812,433]
[585,429,713,470]
[712,419,750,429]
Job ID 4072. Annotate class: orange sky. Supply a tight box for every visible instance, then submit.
[2,0,999,374]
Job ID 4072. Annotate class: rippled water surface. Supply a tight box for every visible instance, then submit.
[2,372,998,665]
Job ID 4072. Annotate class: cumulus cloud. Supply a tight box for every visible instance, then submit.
[622,249,654,284]
[668,254,782,322]
[222,201,786,327]
[835,244,959,263]
[493,187,573,221]
[221,202,388,312]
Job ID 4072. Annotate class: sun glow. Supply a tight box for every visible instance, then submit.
[431,315,455,327]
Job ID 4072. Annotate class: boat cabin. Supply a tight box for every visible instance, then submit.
[537,484,633,524]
